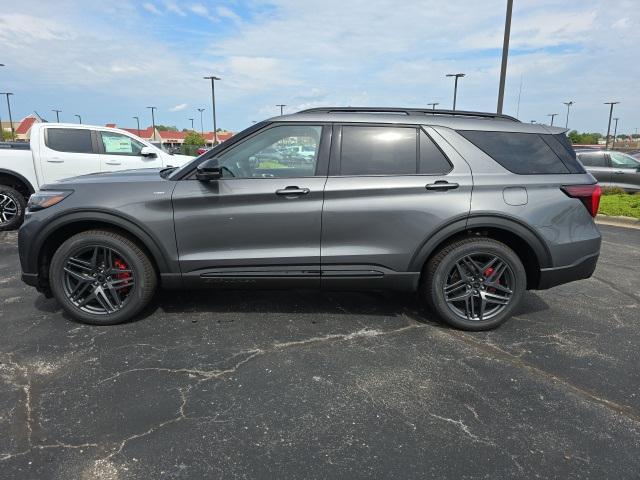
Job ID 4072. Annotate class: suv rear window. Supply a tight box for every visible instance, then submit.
[458,131,582,175]
[46,128,94,154]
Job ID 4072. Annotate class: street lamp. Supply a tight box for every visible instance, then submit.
[52,109,62,122]
[203,76,221,144]
[74,114,82,124]
[189,118,194,130]
[0,93,15,140]
[612,117,619,148]
[133,116,140,137]
[547,113,558,126]
[604,102,619,150]
[445,73,465,111]
[563,101,574,129]
[197,108,205,135]
[427,102,439,113]
[276,104,286,116]
[147,106,157,141]
[496,0,513,114]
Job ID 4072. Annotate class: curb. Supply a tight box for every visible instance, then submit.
[596,215,640,230]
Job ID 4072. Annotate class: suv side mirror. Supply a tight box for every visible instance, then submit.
[140,146,157,158]
[196,158,223,181]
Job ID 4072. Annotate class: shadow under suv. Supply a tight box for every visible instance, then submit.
[18,107,602,330]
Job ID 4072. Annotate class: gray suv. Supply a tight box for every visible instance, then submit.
[18,107,602,330]
[576,149,640,192]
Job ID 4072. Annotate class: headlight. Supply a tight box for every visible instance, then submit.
[27,190,73,211]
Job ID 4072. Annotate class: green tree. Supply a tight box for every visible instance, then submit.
[184,131,206,146]
[1,129,11,141]
[155,125,178,132]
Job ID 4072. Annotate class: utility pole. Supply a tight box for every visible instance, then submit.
[445,73,465,111]
[0,93,15,140]
[612,117,619,148]
[197,108,205,135]
[497,0,513,114]
[427,102,439,113]
[276,104,286,116]
[52,109,62,122]
[204,76,221,144]
[74,114,82,124]
[0,66,4,140]
[147,106,157,141]
[189,118,194,130]
[547,113,558,126]
[563,101,574,129]
[604,102,619,150]
[133,116,140,137]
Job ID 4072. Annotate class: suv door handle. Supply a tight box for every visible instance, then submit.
[105,161,122,165]
[426,181,459,191]
[47,157,64,163]
[276,186,310,196]
[613,170,625,174]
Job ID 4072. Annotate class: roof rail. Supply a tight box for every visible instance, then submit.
[296,107,520,122]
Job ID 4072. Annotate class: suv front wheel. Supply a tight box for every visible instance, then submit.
[423,238,526,331]
[50,230,157,325]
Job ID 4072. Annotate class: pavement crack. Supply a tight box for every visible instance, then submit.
[429,414,496,446]
[272,325,422,350]
[592,274,640,303]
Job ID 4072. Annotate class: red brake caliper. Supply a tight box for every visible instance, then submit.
[114,258,131,294]
[484,267,495,293]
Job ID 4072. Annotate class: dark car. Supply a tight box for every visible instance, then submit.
[576,150,640,192]
[18,107,601,331]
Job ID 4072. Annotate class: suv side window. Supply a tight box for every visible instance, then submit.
[458,131,570,175]
[419,130,452,175]
[609,152,640,168]
[577,152,607,167]
[100,131,145,156]
[217,125,322,178]
[340,126,416,175]
[46,128,93,154]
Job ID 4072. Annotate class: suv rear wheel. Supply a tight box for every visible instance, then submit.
[49,230,157,325]
[422,238,526,331]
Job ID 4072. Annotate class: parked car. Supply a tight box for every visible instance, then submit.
[18,107,601,330]
[0,124,193,230]
[576,149,640,192]
[196,147,212,156]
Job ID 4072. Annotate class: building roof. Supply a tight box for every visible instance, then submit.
[157,130,189,140]
[15,116,37,135]
[204,131,234,142]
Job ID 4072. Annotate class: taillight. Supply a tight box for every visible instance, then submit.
[561,184,601,217]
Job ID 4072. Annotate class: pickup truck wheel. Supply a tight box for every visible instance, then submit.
[422,238,526,331]
[49,230,157,325]
[0,185,26,231]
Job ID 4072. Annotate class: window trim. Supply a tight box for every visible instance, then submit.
[98,130,146,156]
[43,127,98,154]
[185,122,332,180]
[330,123,453,177]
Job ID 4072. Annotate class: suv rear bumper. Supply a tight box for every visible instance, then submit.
[536,252,599,289]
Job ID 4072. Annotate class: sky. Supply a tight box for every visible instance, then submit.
[0,0,638,134]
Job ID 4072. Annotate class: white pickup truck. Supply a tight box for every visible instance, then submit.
[0,123,193,230]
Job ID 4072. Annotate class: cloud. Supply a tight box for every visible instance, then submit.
[169,103,188,112]
[142,2,161,15]
[217,6,240,22]
[164,1,186,16]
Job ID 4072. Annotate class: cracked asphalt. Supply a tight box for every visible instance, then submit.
[1,224,639,479]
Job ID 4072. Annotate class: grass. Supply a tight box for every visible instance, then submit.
[599,192,640,219]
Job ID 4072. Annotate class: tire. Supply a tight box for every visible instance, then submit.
[49,230,157,325]
[421,237,526,331]
[0,185,26,231]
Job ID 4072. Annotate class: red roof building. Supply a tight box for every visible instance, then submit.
[15,115,39,140]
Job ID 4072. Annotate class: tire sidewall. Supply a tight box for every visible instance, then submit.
[429,240,526,331]
[50,233,151,325]
[0,186,26,231]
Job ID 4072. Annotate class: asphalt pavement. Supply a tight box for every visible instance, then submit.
[0,225,639,479]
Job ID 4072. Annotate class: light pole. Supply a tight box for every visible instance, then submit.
[52,109,62,122]
[276,104,286,116]
[604,102,619,150]
[446,73,465,111]
[0,66,4,140]
[612,117,619,148]
[189,118,194,130]
[74,114,82,124]
[133,116,140,137]
[563,101,574,129]
[497,0,513,114]
[147,106,157,141]
[203,76,221,144]
[0,93,15,140]
[547,113,558,126]
[197,108,205,135]
[427,102,439,113]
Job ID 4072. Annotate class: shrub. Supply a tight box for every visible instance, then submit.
[601,186,627,195]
